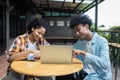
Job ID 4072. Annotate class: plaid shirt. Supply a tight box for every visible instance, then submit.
[9,33,49,55]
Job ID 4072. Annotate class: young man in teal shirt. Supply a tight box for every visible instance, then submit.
[70,14,112,80]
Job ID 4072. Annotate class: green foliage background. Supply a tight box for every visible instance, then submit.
[90,24,120,43]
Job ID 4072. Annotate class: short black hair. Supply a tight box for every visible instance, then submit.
[27,18,48,34]
[69,14,92,29]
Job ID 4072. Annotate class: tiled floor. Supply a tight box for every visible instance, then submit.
[0,53,9,80]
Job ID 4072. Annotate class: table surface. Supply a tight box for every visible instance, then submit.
[10,58,83,77]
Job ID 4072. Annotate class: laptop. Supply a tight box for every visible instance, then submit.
[40,45,73,64]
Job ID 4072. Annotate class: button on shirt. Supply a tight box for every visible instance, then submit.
[73,33,112,80]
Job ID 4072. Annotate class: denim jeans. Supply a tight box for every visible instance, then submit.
[77,69,88,80]
[8,70,25,80]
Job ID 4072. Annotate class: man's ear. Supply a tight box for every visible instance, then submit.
[85,24,89,29]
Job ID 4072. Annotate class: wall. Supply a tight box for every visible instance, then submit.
[44,17,74,37]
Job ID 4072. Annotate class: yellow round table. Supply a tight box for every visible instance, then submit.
[11,58,83,77]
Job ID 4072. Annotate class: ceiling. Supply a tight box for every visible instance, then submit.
[10,0,104,14]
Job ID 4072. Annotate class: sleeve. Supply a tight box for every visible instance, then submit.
[9,37,22,55]
[85,40,111,69]
[73,40,85,62]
